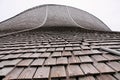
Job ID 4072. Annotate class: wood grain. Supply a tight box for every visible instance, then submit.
[18,67,36,79]
[67,65,84,77]
[57,57,68,65]
[80,64,99,75]
[31,58,45,66]
[94,63,114,73]
[34,67,50,79]
[51,66,66,78]
[3,68,24,80]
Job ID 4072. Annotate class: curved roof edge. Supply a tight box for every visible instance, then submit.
[0,4,111,36]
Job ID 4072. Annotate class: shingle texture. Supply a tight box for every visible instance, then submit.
[0,4,119,80]
[0,4,110,36]
[0,27,120,80]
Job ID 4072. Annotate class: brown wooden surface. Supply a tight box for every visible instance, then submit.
[91,50,102,54]
[91,55,108,62]
[79,56,93,63]
[0,54,13,60]
[47,48,55,52]
[80,45,90,50]
[18,67,36,79]
[107,62,120,71]
[19,53,32,58]
[80,64,99,75]
[57,57,68,65]
[31,58,45,66]
[113,73,120,79]
[45,58,56,66]
[73,51,84,56]
[94,63,115,73]
[0,67,14,76]
[81,50,93,55]
[40,52,51,58]
[68,56,80,64]
[51,52,61,57]
[17,59,33,66]
[3,68,24,80]
[56,47,64,51]
[67,65,84,77]
[72,47,81,50]
[29,53,41,58]
[78,76,95,80]
[5,59,22,66]
[0,61,10,68]
[65,47,73,51]
[96,74,117,80]
[0,28,120,80]
[51,66,66,78]
[103,54,120,61]
[34,67,50,79]
[9,54,22,59]
[37,48,47,52]
[62,51,72,57]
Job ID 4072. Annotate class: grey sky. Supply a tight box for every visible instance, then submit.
[0,0,120,31]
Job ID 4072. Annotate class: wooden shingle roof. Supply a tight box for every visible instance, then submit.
[0,27,120,80]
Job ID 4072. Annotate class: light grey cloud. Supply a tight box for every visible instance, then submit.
[0,0,120,31]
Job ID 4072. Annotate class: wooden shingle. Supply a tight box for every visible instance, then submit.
[40,52,51,58]
[62,51,72,57]
[29,53,41,58]
[79,56,93,63]
[55,47,64,51]
[17,59,33,66]
[57,57,68,65]
[19,53,32,58]
[3,68,24,80]
[67,65,84,77]
[91,55,108,62]
[45,58,56,66]
[51,52,61,58]
[18,67,36,79]
[5,59,22,66]
[80,64,99,75]
[103,54,120,61]
[78,76,95,80]
[68,56,80,64]
[73,51,84,56]
[31,58,45,66]
[107,62,120,72]
[94,63,115,73]
[34,67,50,79]
[113,73,120,80]
[96,74,117,80]
[0,67,14,77]
[51,66,66,78]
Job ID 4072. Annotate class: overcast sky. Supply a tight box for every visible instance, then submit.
[0,0,120,31]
